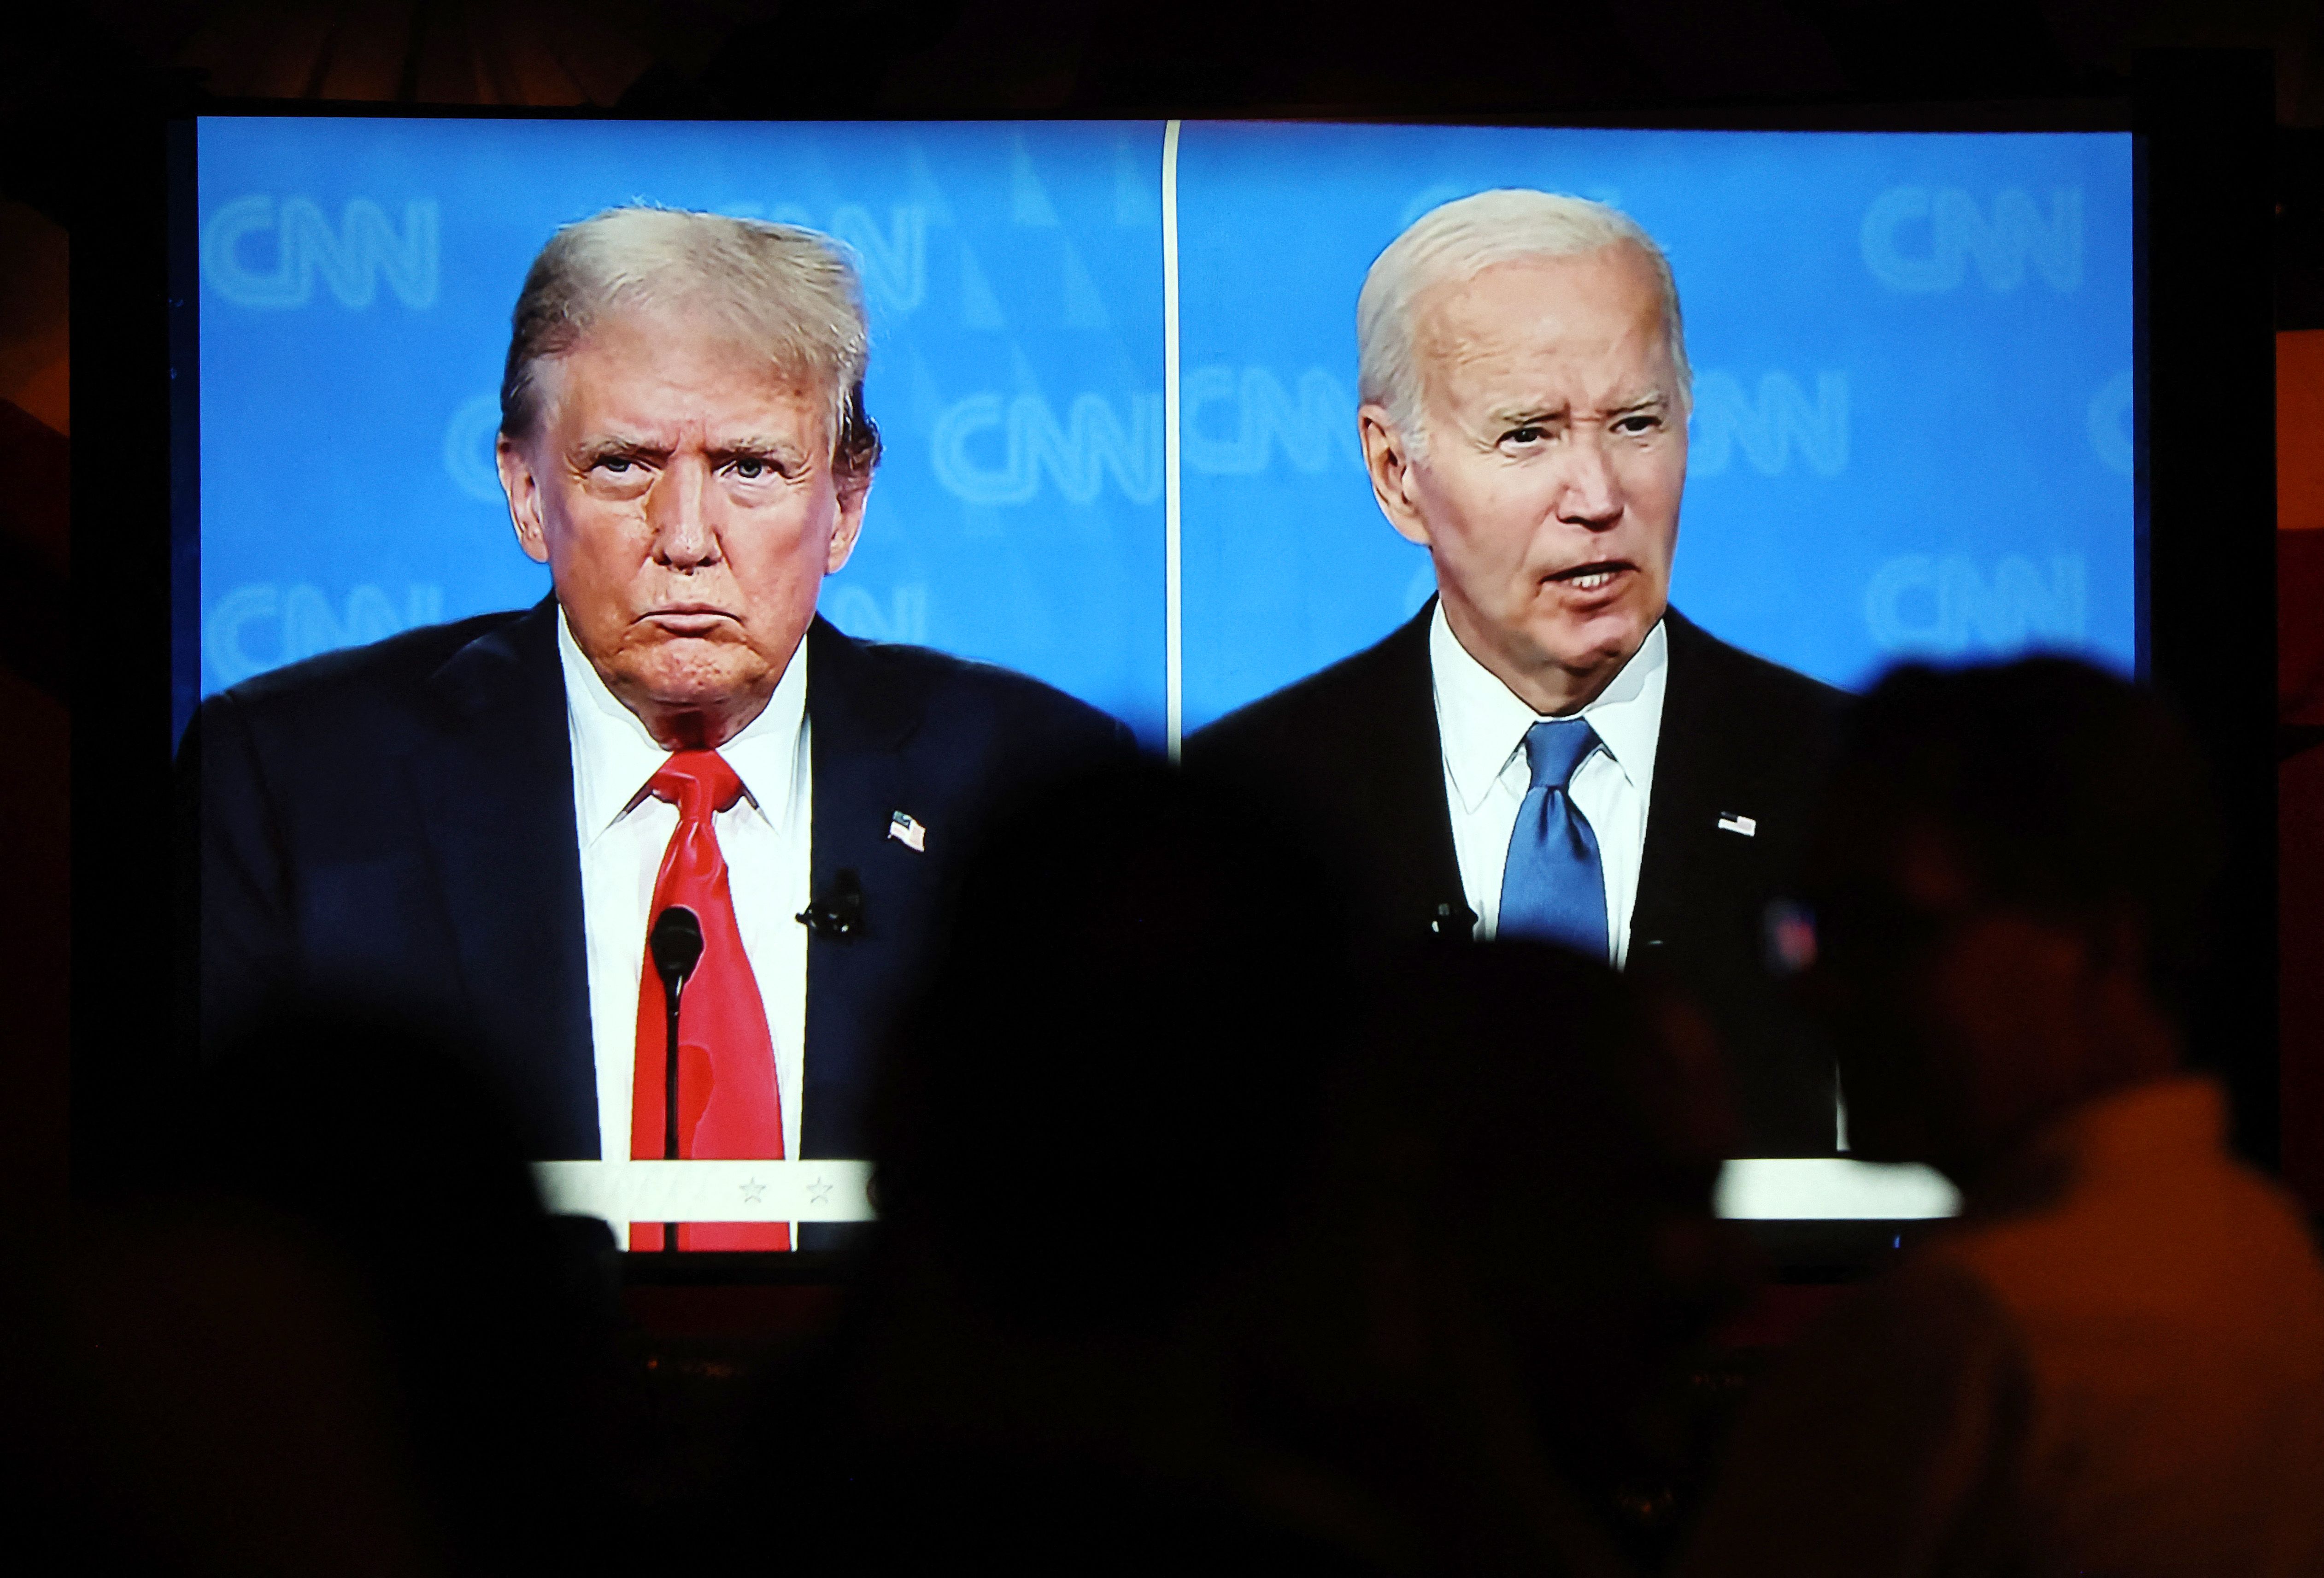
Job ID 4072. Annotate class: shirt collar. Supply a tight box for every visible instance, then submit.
[1429,599,1668,813]
[557,607,809,846]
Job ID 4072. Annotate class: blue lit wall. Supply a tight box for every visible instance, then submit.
[191,118,2133,743]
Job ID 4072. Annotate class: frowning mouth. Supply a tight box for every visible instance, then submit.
[1545,561,1633,593]
[642,606,739,633]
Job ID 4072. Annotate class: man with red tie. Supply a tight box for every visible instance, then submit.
[190,207,1131,1248]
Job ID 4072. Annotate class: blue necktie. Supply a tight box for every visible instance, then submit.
[1497,718,1607,956]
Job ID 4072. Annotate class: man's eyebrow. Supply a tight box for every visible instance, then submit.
[572,434,668,465]
[1488,401,1571,427]
[1492,391,1672,426]
[707,435,808,460]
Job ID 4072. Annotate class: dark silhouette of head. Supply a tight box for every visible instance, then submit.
[181,1001,624,1576]
[1336,941,1742,1437]
[866,757,1354,1336]
[1800,657,2219,1179]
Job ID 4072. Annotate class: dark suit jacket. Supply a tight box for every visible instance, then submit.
[188,596,1133,1174]
[1185,602,1846,1155]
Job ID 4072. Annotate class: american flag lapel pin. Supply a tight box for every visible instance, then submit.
[887,810,927,852]
[1716,813,1758,837]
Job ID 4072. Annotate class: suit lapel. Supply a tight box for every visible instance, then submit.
[1632,609,1736,954]
[1369,601,1471,936]
[407,598,598,1158]
[800,617,919,1157]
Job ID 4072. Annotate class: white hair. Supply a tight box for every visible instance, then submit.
[1356,189,1691,457]
[500,205,881,480]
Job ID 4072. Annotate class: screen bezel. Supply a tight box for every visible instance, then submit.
[84,74,2275,1284]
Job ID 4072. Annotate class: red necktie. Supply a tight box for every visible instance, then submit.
[628,750,789,1252]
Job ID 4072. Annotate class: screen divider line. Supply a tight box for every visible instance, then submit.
[1162,118,1184,762]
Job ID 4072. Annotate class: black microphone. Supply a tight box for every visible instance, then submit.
[649,905,704,1251]
[651,904,705,992]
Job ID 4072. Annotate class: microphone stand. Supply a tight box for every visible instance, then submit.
[649,906,704,1254]
[663,974,681,1251]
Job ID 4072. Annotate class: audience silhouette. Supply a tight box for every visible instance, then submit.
[35,662,2323,1577]
[1679,658,2324,1578]
[710,760,1748,1575]
[4,1005,631,1578]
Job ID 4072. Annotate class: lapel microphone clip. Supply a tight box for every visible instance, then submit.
[797,868,866,939]
[1430,899,1478,940]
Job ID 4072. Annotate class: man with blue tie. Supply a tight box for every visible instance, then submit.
[1187,189,1845,1155]
[189,207,1131,1245]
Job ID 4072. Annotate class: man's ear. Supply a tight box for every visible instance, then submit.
[498,435,551,565]
[1361,406,1431,548]
[826,473,870,574]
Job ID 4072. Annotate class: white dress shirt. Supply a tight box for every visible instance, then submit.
[558,613,813,1227]
[1429,600,1667,963]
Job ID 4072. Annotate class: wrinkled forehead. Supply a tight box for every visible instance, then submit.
[531,303,832,436]
[1410,244,1670,385]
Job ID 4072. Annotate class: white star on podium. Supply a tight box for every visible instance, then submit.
[739,1177,767,1205]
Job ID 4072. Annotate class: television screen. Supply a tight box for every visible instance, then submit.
[185,115,2133,1243]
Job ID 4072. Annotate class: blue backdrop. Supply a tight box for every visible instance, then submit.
[190,118,2133,745]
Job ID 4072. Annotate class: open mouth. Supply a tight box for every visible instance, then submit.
[1547,561,1632,593]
